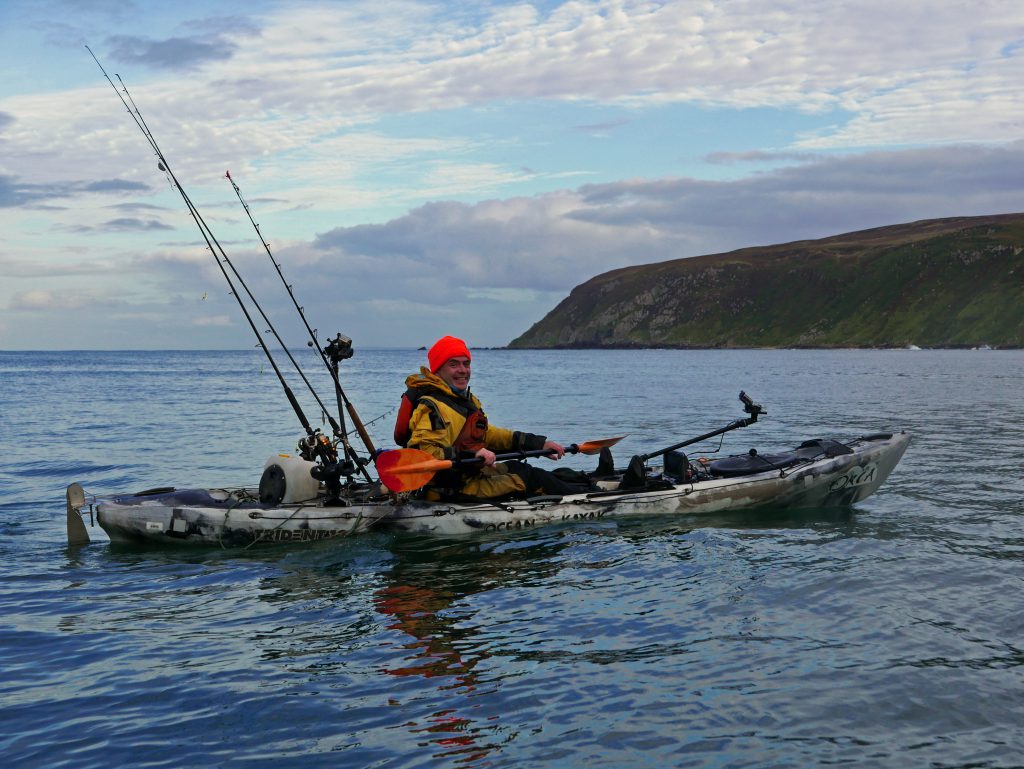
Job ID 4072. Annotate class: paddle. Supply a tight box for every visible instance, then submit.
[376,436,625,493]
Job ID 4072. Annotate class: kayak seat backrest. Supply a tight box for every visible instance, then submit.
[617,456,678,491]
[663,450,689,481]
[619,456,648,489]
[708,438,852,478]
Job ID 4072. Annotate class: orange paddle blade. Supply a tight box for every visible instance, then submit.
[575,436,627,455]
[375,448,452,493]
[388,459,454,475]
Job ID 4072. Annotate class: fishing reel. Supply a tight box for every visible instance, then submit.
[297,431,338,464]
[298,430,367,497]
[321,333,354,365]
[295,431,348,498]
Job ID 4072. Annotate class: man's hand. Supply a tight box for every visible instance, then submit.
[475,447,497,466]
[542,440,565,460]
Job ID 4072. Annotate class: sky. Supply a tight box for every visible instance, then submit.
[1,0,1023,350]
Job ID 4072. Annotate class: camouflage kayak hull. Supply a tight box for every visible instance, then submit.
[69,431,908,546]
[90,487,390,547]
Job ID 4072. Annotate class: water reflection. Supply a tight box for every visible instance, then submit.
[365,510,860,764]
[372,532,568,764]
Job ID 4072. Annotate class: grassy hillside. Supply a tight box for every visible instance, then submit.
[509,214,1024,349]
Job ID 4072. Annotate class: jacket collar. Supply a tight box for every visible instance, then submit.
[406,366,471,400]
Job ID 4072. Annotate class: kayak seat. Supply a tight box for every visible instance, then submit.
[663,450,690,481]
[617,456,677,491]
[594,447,615,478]
[709,438,853,478]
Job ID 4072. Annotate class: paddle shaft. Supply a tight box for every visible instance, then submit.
[375,436,625,492]
[461,443,584,466]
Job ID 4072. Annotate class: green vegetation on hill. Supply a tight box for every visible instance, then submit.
[509,214,1024,349]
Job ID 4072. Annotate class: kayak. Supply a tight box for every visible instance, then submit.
[67,430,909,546]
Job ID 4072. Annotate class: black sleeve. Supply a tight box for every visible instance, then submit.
[512,431,547,451]
[441,447,480,462]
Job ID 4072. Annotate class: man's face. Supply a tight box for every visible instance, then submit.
[437,356,471,391]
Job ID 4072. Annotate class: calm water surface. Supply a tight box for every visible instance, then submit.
[1,348,1022,768]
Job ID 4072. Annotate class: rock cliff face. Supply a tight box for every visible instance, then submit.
[509,214,1024,349]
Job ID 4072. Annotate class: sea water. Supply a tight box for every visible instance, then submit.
[1,348,1022,768]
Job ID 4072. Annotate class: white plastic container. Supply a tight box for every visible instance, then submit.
[260,454,320,504]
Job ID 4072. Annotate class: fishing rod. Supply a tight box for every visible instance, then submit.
[86,46,361,491]
[616,392,765,489]
[224,171,378,464]
[637,391,765,463]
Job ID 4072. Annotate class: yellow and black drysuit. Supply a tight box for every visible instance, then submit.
[394,367,583,500]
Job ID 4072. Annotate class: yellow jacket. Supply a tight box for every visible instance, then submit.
[401,367,546,460]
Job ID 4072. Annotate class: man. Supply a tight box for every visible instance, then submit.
[394,335,582,499]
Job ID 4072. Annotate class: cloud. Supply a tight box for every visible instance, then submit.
[9,141,1023,349]
[99,14,262,72]
[85,179,151,193]
[0,255,118,279]
[62,217,176,233]
[0,174,92,208]
[0,174,45,208]
[2,0,1021,210]
[312,196,628,293]
[573,118,631,136]
[107,202,169,213]
[103,217,176,232]
[705,150,820,165]
[310,142,1024,300]
[192,314,233,327]
[180,15,263,38]
[9,289,89,311]
[24,0,1016,167]
[570,142,1024,251]
[290,0,1020,149]
[106,35,238,71]
[0,174,153,208]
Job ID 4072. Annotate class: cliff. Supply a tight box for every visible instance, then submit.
[509,213,1024,349]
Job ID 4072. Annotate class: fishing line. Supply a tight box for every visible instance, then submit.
[225,171,378,462]
[86,46,351,480]
[360,405,398,429]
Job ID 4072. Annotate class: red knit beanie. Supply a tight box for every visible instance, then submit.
[428,336,471,373]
